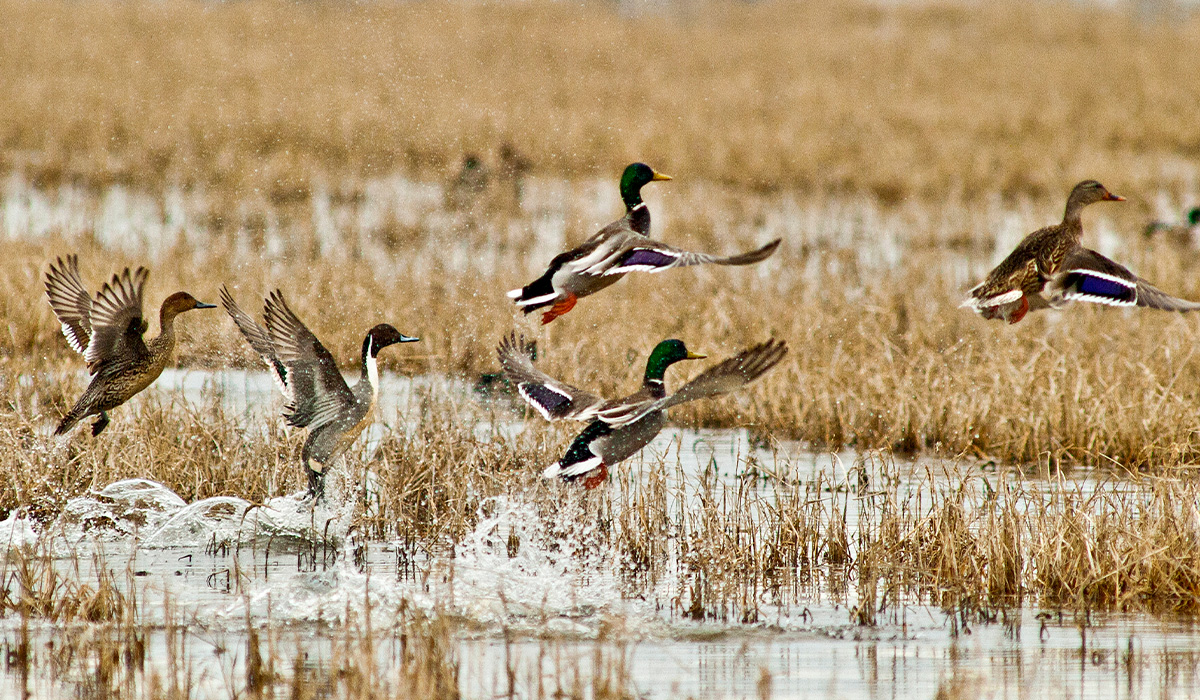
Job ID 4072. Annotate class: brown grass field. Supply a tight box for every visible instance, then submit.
[5,0,1200,628]
[2,0,1200,202]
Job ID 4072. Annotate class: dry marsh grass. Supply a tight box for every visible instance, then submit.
[4,0,1200,471]
[7,210,1200,472]
[2,0,1200,204]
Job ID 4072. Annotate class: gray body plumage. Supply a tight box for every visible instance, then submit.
[221,287,418,498]
[498,333,788,485]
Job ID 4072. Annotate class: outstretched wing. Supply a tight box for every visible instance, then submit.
[496,332,609,422]
[598,339,789,428]
[44,255,94,355]
[219,286,290,396]
[261,290,354,429]
[85,267,150,373]
[1055,248,1200,312]
[600,238,781,276]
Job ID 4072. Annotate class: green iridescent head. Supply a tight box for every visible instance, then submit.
[619,162,672,210]
[1188,207,1200,227]
[644,339,706,381]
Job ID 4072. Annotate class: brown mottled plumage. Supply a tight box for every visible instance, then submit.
[962,181,1200,323]
[44,255,216,436]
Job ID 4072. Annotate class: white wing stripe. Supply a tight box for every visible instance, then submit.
[518,383,571,422]
[543,455,602,480]
[1062,293,1136,307]
[514,292,559,307]
[61,323,88,354]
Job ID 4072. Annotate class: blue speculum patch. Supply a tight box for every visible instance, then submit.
[1074,273,1135,303]
[619,248,676,268]
[523,384,571,414]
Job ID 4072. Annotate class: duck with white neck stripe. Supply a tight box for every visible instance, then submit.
[220,286,419,501]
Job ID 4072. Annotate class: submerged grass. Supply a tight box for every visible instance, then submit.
[7,377,1200,618]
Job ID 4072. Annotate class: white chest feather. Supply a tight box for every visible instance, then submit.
[366,352,380,397]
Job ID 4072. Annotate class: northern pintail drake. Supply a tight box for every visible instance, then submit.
[220,287,419,500]
[507,163,781,323]
[44,255,216,436]
[962,180,1200,323]
[498,333,787,488]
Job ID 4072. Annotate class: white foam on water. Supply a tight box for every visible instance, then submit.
[48,478,187,549]
[0,512,37,552]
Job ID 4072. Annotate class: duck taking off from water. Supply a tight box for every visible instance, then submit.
[220,287,419,501]
[44,255,216,436]
[498,333,787,488]
[961,180,1200,323]
[507,163,781,323]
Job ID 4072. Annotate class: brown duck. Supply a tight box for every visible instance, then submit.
[962,180,1200,323]
[220,287,419,500]
[44,255,216,436]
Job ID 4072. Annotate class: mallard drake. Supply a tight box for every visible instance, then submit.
[220,287,419,500]
[1143,207,1200,247]
[962,180,1200,323]
[498,333,787,488]
[507,163,782,323]
[44,255,216,436]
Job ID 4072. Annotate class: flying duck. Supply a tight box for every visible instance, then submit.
[1143,207,1200,248]
[44,255,216,436]
[507,162,781,323]
[962,180,1200,323]
[220,287,419,500]
[498,333,788,488]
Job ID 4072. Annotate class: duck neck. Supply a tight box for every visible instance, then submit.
[1062,195,1090,227]
[156,306,179,344]
[642,357,674,398]
[620,172,645,212]
[628,204,651,235]
[360,336,380,396]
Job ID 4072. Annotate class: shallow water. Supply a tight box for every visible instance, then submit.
[7,479,1200,699]
[9,369,1200,697]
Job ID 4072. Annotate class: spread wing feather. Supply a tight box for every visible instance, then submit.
[600,238,781,276]
[44,255,94,355]
[261,290,354,429]
[84,267,150,373]
[219,286,290,396]
[598,340,789,428]
[496,332,609,421]
[1055,249,1200,312]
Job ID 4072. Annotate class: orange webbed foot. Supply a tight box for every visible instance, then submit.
[1006,295,1030,324]
[541,293,578,324]
[582,463,609,490]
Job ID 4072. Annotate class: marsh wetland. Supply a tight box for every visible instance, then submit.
[7,0,1200,697]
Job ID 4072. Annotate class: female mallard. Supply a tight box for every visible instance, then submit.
[44,255,216,436]
[962,180,1200,323]
[220,287,418,500]
[507,163,781,323]
[498,333,787,488]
